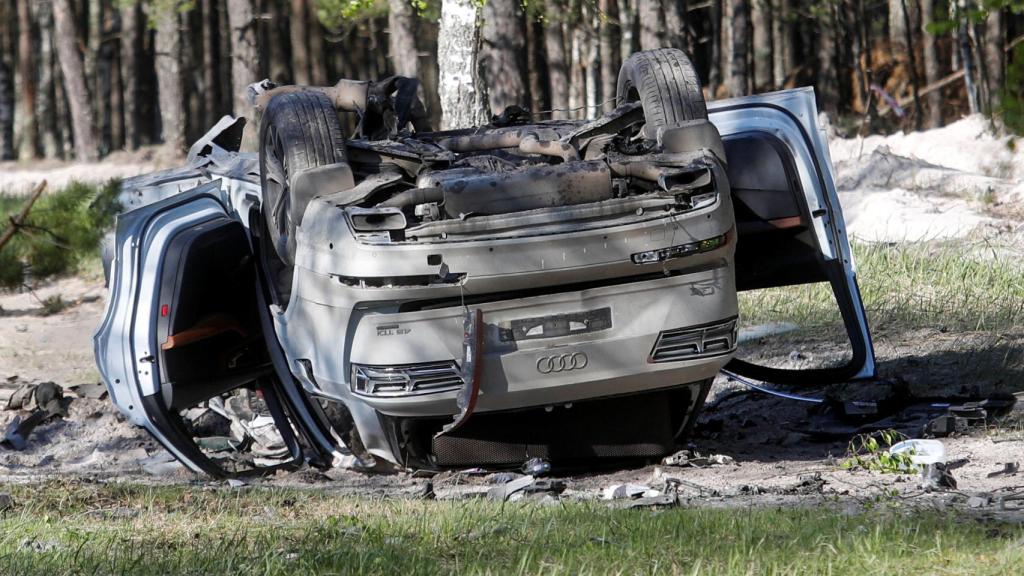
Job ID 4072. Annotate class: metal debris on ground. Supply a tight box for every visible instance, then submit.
[138,451,186,476]
[987,462,1019,478]
[1,381,70,450]
[68,382,109,400]
[521,457,551,476]
[611,494,680,509]
[487,475,535,501]
[661,448,734,468]
[0,493,12,513]
[601,483,658,500]
[176,389,293,471]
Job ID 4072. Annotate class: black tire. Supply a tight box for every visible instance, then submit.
[259,91,347,267]
[616,48,708,130]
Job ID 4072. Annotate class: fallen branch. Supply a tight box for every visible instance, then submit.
[0,180,48,253]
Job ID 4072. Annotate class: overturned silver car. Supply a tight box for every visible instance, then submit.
[95,49,875,476]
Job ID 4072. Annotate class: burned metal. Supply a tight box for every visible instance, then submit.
[95,48,877,478]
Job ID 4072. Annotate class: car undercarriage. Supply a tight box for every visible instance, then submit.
[95,49,876,477]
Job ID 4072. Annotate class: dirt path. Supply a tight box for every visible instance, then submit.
[1,276,1021,517]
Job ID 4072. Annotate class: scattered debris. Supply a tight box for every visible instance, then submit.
[138,451,186,477]
[0,493,12,513]
[68,382,108,400]
[661,449,735,468]
[487,475,535,501]
[227,478,247,488]
[602,483,653,500]
[521,457,551,476]
[987,463,1019,478]
[611,494,679,509]
[967,495,991,509]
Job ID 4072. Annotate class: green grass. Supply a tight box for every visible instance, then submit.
[0,480,1021,575]
[740,241,1024,334]
[0,180,121,288]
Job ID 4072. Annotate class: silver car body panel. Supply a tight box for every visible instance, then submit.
[96,89,875,470]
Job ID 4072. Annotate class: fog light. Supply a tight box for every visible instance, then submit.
[351,361,463,397]
[630,233,726,265]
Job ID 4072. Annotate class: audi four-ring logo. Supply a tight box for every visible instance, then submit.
[536,352,589,374]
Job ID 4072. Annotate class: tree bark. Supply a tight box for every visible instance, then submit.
[154,5,186,153]
[226,0,260,150]
[0,54,12,161]
[544,2,569,119]
[569,2,585,118]
[599,0,619,112]
[307,3,326,84]
[751,0,772,91]
[920,0,941,126]
[36,0,60,158]
[525,13,546,113]
[438,0,489,129]
[729,0,749,97]
[770,0,786,89]
[290,0,310,85]
[120,1,140,150]
[201,0,219,129]
[637,0,660,50]
[388,0,419,77]
[957,0,979,114]
[482,0,528,112]
[816,1,839,116]
[17,0,37,158]
[663,0,686,51]
[901,0,923,129]
[108,7,123,150]
[617,0,636,61]
[983,7,1003,112]
[52,0,98,161]
[888,0,907,54]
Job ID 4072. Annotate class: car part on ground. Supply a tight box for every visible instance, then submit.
[95,48,876,478]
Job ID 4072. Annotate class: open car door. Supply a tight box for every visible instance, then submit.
[94,182,308,477]
[709,88,876,384]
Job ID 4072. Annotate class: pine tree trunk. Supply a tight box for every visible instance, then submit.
[201,0,219,128]
[751,0,772,91]
[0,46,12,160]
[438,0,489,129]
[226,0,260,149]
[599,0,619,112]
[290,0,310,85]
[900,0,923,129]
[957,0,979,113]
[617,0,636,61]
[120,2,140,150]
[263,0,288,83]
[525,15,546,113]
[308,4,327,84]
[52,0,99,161]
[108,7,123,150]
[888,0,907,54]
[709,0,722,94]
[569,3,585,118]
[36,0,60,158]
[984,8,1003,112]
[584,0,599,113]
[729,0,749,97]
[771,0,786,89]
[920,0,941,126]
[663,0,686,51]
[637,0,660,50]
[16,0,37,158]
[544,3,569,119]
[816,1,839,116]
[482,0,528,111]
[388,0,419,77]
[154,5,186,152]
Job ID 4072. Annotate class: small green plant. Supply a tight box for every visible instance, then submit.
[39,294,67,316]
[841,429,916,473]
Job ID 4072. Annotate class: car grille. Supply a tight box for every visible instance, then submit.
[351,361,463,397]
[649,317,738,362]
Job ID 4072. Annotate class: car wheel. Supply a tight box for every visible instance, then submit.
[259,91,348,268]
[616,48,708,131]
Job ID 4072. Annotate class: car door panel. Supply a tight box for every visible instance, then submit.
[708,89,876,384]
[94,182,305,476]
